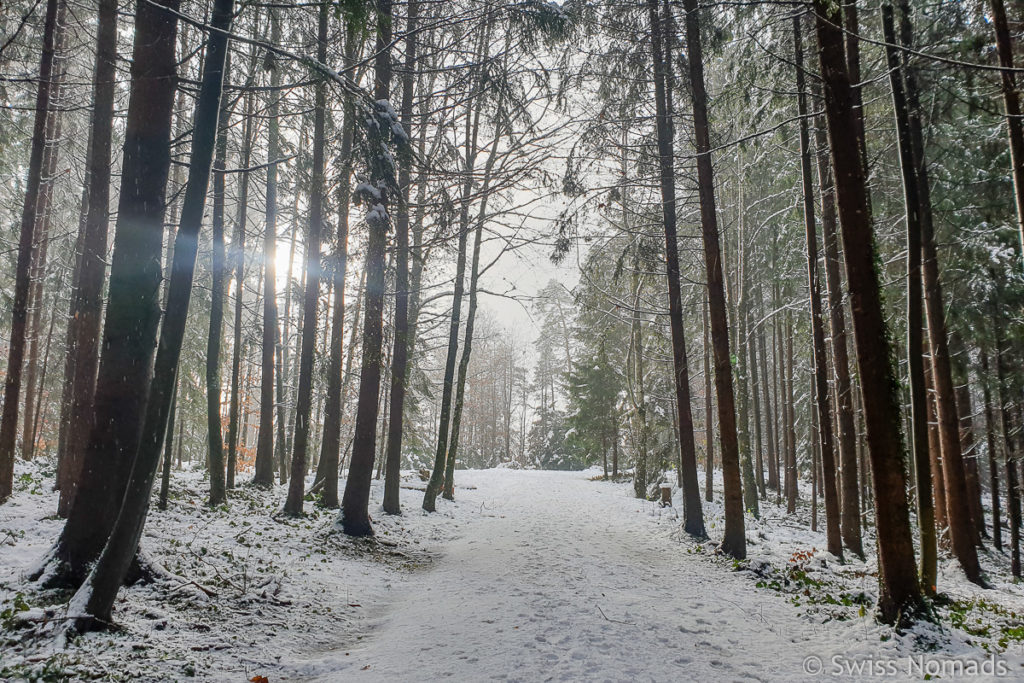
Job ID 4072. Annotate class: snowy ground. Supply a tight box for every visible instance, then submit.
[3,460,1024,681]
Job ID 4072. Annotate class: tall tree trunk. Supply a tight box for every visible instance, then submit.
[443,54,510,497]
[629,260,649,500]
[757,303,777,493]
[734,166,760,519]
[206,63,232,508]
[882,4,935,592]
[382,0,419,514]
[68,0,233,628]
[34,0,180,589]
[158,379,177,511]
[813,0,923,623]
[22,16,66,462]
[785,310,797,514]
[442,213,483,501]
[423,21,489,513]
[993,308,1021,577]
[253,8,281,488]
[989,0,1024,256]
[813,119,862,556]
[283,0,329,516]
[897,0,982,582]
[54,0,117,514]
[981,348,1002,550]
[703,292,714,502]
[340,0,395,535]
[748,311,765,499]
[0,0,60,502]
[681,0,744,558]
[227,80,256,490]
[648,0,705,535]
[950,334,985,540]
[316,25,358,509]
[794,16,841,558]
[924,351,948,539]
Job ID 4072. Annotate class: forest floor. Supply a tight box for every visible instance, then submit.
[2,460,1024,681]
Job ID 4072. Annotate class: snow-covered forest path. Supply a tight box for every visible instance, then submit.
[293,470,886,681]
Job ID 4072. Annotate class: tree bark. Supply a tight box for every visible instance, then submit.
[794,15,841,558]
[382,0,419,514]
[158,380,177,511]
[897,0,982,582]
[734,164,760,520]
[989,0,1024,256]
[227,79,256,490]
[813,113,862,556]
[283,0,329,516]
[68,0,233,628]
[54,0,117,514]
[423,20,489,513]
[33,0,180,589]
[648,0,705,535]
[0,0,60,502]
[813,0,923,623]
[22,13,67,462]
[253,8,281,488]
[785,310,797,514]
[882,3,935,592]
[950,333,985,540]
[993,308,1021,577]
[681,0,744,558]
[703,292,714,502]
[981,348,1002,550]
[316,25,358,509]
[341,0,395,535]
[206,63,231,508]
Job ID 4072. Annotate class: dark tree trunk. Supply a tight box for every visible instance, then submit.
[785,310,797,514]
[703,292,714,502]
[882,4,936,592]
[33,0,180,588]
[757,304,777,493]
[897,0,982,582]
[648,0,705,536]
[734,172,760,519]
[340,0,394,535]
[316,27,358,509]
[813,0,923,623]
[794,16,842,558]
[0,0,60,502]
[283,0,329,516]
[206,66,231,508]
[383,0,419,514]
[253,9,281,488]
[68,0,234,628]
[981,348,1002,550]
[54,0,117,515]
[681,0,744,558]
[993,310,1021,577]
[950,334,985,540]
[989,0,1024,255]
[22,17,66,462]
[748,309,765,499]
[813,115,862,556]
[158,380,177,511]
[227,81,256,490]
[423,25,488,513]
[443,210,483,501]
